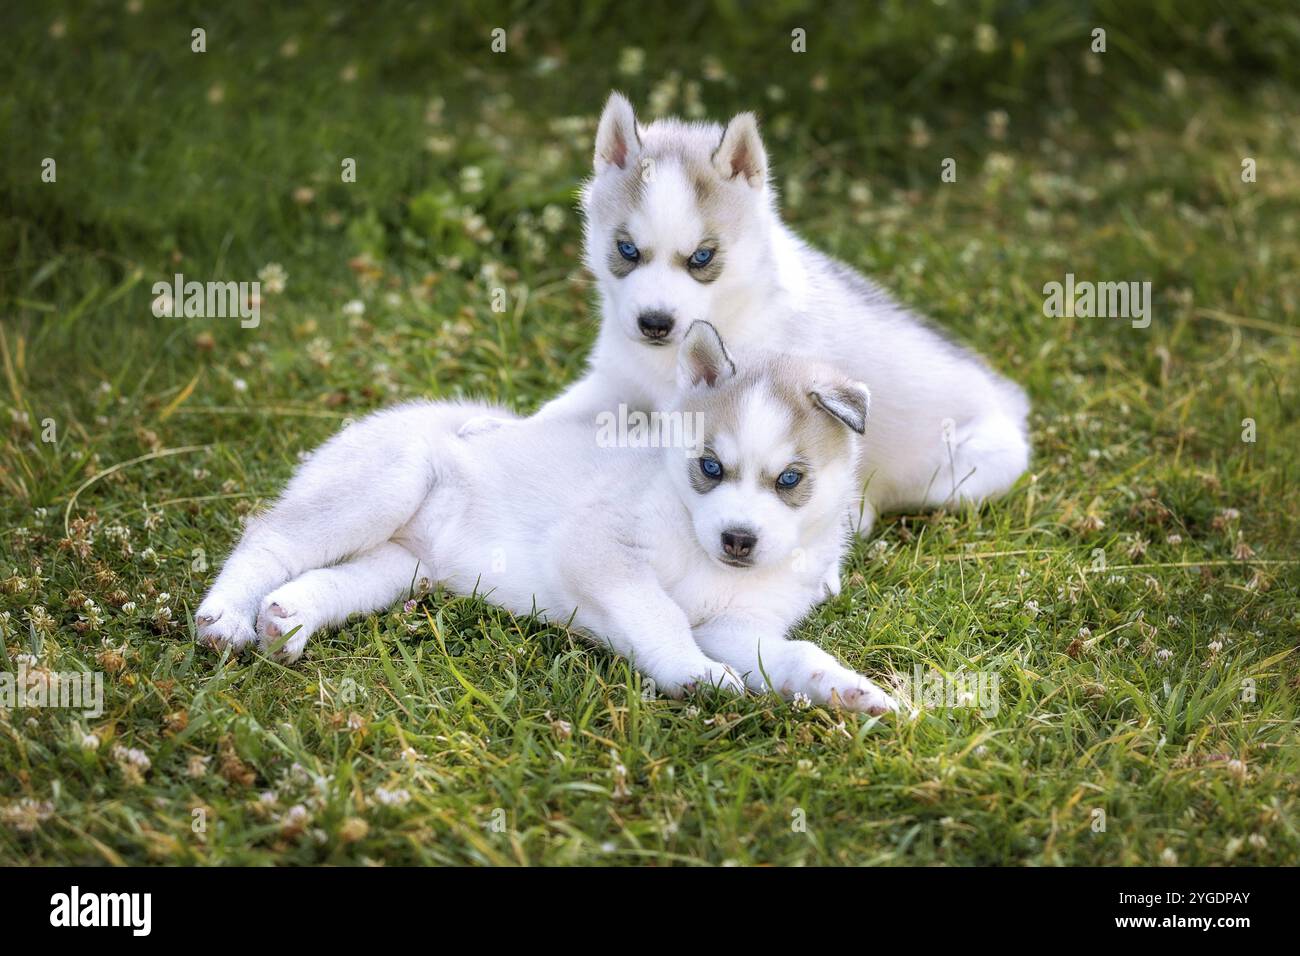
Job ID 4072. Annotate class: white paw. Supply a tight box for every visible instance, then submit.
[665,661,746,699]
[820,565,842,602]
[457,415,512,439]
[255,593,315,664]
[829,677,897,716]
[195,599,257,653]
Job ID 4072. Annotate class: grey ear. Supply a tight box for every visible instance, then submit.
[810,382,870,434]
[595,92,640,172]
[677,321,736,389]
[712,112,767,188]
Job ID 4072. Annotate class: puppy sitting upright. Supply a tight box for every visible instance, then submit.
[196,323,896,714]
[531,93,1030,539]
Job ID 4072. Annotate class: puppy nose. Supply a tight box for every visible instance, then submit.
[721,529,757,558]
[637,310,674,340]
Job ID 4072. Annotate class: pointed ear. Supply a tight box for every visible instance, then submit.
[810,381,870,434]
[712,112,767,188]
[594,92,641,173]
[677,321,737,389]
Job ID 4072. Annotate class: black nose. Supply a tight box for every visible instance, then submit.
[721,529,758,559]
[637,310,674,340]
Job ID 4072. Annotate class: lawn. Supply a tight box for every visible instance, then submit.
[1,1,1297,865]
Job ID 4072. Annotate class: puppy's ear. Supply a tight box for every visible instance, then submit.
[595,91,641,172]
[677,321,737,389]
[810,381,870,434]
[712,112,767,188]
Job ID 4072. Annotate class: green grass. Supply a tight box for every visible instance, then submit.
[1,1,1298,865]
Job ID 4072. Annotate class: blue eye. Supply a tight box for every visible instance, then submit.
[777,470,802,488]
[689,247,715,267]
[699,456,723,479]
[617,240,640,262]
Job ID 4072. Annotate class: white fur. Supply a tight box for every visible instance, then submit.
[538,93,1031,532]
[197,335,895,715]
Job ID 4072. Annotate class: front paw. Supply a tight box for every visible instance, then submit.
[830,678,897,716]
[819,565,842,602]
[655,660,746,699]
[684,663,747,697]
[195,598,257,653]
[791,657,898,715]
[255,593,315,664]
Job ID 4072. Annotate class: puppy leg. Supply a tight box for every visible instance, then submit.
[197,405,454,652]
[694,615,896,715]
[849,497,878,541]
[572,582,744,698]
[918,413,1029,512]
[255,541,423,663]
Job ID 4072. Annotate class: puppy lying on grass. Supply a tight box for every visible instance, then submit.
[196,322,896,713]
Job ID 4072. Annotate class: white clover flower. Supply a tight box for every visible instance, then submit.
[459,166,484,194]
[701,56,727,82]
[908,117,931,149]
[985,152,1015,176]
[112,745,151,771]
[1,798,54,832]
[986,109,1009,141]
[618,47,644,76]
[258,263,287,294]
[540,204,565,234]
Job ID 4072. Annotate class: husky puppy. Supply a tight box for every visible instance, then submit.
[196,323,896,713]
[525,93,1029,540]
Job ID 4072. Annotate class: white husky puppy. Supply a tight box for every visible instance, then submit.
[196,323,896,714]
[521,93,1029,540]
